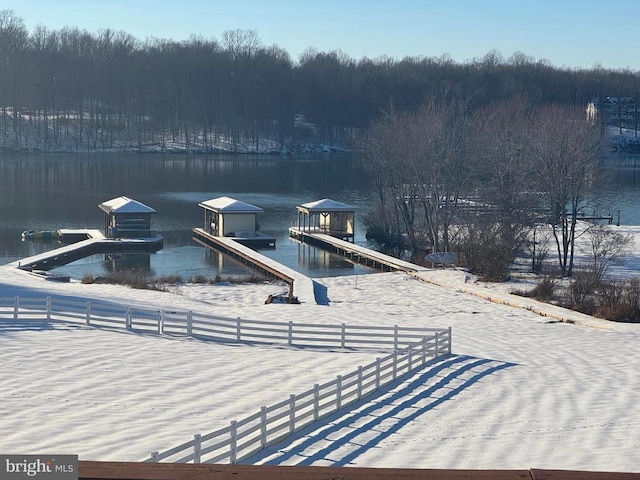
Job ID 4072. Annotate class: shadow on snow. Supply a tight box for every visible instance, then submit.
[243,354,516,467]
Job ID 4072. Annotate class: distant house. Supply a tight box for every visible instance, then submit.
[294,198,355,242]
[198,196,275,247]
[594,96,638,129]
[98,196,157,239]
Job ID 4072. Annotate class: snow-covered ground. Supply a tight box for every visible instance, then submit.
[1,233,640,472]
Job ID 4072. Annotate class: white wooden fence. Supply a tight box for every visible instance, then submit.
[0,294,452,464]
[0,295,450,351]
[146,331,450,464]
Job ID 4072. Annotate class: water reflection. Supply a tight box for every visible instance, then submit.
[0,152,377,279]
[296,242,356,270]
[2,152,640,279]
[104,254,151,273]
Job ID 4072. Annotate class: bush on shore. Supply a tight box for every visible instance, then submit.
[81,270,268,290]
[515,274,640,322]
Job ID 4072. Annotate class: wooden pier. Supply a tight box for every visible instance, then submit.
[18,230,163,271]
[193,228,316,304]
[289,227,429,273]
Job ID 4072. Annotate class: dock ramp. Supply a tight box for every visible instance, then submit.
[18,230,163,270]
[193,228,317,305]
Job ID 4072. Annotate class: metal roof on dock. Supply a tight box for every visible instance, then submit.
[98,196,157,214]
[198,196,264,213]
[297,198,354,212]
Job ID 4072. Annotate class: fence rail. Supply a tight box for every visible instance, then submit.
[147,331,450,464]
[0,295,452,465]
[0,295,448,351]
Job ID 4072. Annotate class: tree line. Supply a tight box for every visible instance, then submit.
[0,9,639,152]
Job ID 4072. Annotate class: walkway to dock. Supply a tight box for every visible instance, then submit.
[289,228,430,274]
[193,228,318,304]
[17,229,163,270]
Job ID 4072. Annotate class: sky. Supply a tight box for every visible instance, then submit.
[6,1,640,70]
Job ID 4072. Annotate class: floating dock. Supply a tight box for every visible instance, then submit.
[193,228,316,304]
[18,229,163,271]
[289,227,429,273]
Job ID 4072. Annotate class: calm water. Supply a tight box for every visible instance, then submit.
[592,154,640,226]
[0,152,378,280]
[0,152,638,280]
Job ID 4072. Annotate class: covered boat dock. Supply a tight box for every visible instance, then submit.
[198,196,275,248]
[293,198,356,242]
[17,196,163,271]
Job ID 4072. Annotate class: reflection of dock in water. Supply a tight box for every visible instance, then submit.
[17,229,163,271]
[289,198,428,273]
[289,227,428,273]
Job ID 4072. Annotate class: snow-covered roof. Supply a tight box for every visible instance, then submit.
[98,196,156,214]
[297,198,354,212]
[198,196,263,213]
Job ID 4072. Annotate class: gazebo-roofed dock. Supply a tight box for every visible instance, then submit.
[98,196,158,240]
[289,198,426,273]
[291,198,355,242]
[17,196,163,271]
[195,196,276,248]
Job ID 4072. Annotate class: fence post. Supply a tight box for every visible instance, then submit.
[158,311,164,335]
[392,351,398,380]
[260,406,268,448]
[193,434,201,463]
[236,317,241,342]
[336,375,342,410]
[150,451,159,462]
[408,345,413,372]
[13,295,19,320]
[85,301,91,325]
[313,384,320,421]
[288,321,293,346]
[357,366,363,400]
[435,332,440,357]
[341,323,346,349]
[375,358,381,389]
[46,296,52,321]
[126,307,132,330]
[289,394,296,433]
[394,325,399,351]
[422,337,427,364]
[187,311,193,337]
[230,420,237,464]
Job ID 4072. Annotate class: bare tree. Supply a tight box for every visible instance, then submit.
[365,98,473,257]
[579,224,633,282]
[365,106,416,254]
[457,97,539,278]
[532,104,603,277]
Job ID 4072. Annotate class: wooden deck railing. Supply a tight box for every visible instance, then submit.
[77,461,639,480]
